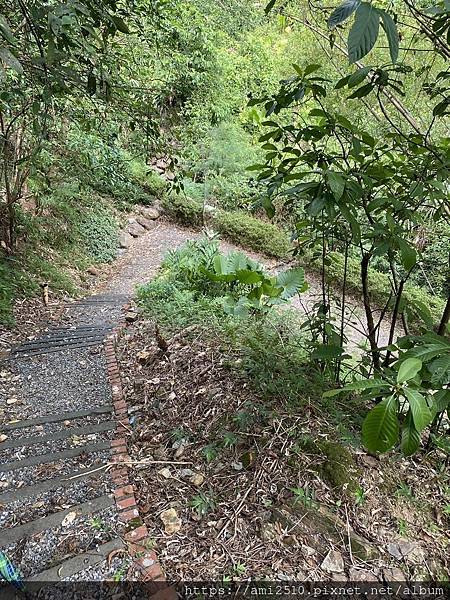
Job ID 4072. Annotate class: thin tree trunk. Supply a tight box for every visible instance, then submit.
[336,241,349,382]
[361,253,380,371]
[383,279,405,367]
[438,295,450,336]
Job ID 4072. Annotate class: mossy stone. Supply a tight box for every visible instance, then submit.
[297,437,360,496]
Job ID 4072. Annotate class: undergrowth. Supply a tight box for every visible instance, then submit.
[163,194,445,325]
[137,238,363,436]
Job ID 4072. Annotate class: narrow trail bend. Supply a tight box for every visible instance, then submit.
[0,220,394,589]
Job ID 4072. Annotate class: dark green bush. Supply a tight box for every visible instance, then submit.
[162,194,204,226]
[77,207,118,263]
[213,210,291,259]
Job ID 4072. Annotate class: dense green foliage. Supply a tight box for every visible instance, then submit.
[1,0,449,460]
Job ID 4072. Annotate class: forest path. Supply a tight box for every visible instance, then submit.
[0,220,391,590]
[0,223,198,590]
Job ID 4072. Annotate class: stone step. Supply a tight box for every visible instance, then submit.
[1,501,123,580]
[0,441,111,474]
[0,494,114,548]
[0,468,113,529]
[1,424,115,466]
[1,420,115,452]
[1,405,113,433]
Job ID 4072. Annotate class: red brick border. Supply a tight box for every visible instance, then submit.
[105,307,175,598]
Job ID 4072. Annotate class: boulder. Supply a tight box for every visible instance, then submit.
[127,222,146,237]
[119,231,133,248]
[136,215,155,230]
[140,206,160,220]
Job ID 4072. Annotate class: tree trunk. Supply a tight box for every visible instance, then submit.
[438,295,450,336]
[361,253,380,371]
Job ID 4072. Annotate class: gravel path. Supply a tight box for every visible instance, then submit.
[0,216,398,587]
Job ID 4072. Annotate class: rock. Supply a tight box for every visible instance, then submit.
[136,215,155,230]
[127,222,146,237]
[87,266,100,276]
[119,231,133,248]
[321,550,344,574]
[125,311,138,323]
[387,540,424,563]
[190,473,205,486]
[349,567,379,582]
[0,434,8,443]
[160,508,181,534]
[231,461,243,471]
[179,468,195,478]
[61,511,77,527]
[331,573,348,582]
[360,454,380,468]
[204,204,218,215]
[260,522,279,542]
[156,158,167,169]
[140,206,160,220]
[301,545,316,558]
[158,468,172,479]
[382,567,406,582]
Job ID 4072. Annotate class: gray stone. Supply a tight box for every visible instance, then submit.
[140,206,160,220]
[387,540,423,562]
[119,231,133,248]
[136,216,155,230]
[127,222,146,237]
[382,567,406,582]
[321,550,344,574]
[349,567,379,582]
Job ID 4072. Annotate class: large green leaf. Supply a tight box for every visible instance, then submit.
[429,355,450,386]
[0,15,16,44]
[347,66,371,88]
[404,389,432,432]
[379,9,399,63]
[431,389,450,416]
[227,252,250,273]
[362,395,399,453]
[110,15,130,34]
[275,267,306,299]
[0,47,23,74]
[312,344,344,360]
[326,171,345,200]
[397,358,422,383]
[401,412,420,456]
[328,0,361,29]
[397,238,417,271]
[235,270,264,285]
[348,2,380,64]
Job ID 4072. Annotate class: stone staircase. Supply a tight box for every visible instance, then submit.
[0,295,152,596]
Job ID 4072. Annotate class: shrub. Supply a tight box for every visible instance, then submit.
[77,206,118,263]
[213,210,291,258]
[129,159,168,201]
[162,194,204,226]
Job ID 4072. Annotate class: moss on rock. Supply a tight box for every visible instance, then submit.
[297,437,360,496]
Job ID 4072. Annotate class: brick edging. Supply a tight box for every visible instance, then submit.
[105,307,175,597]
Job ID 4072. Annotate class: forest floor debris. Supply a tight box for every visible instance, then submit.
[118,317,449,581]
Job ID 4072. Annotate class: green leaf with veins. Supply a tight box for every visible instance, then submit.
[348,3,380,64]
